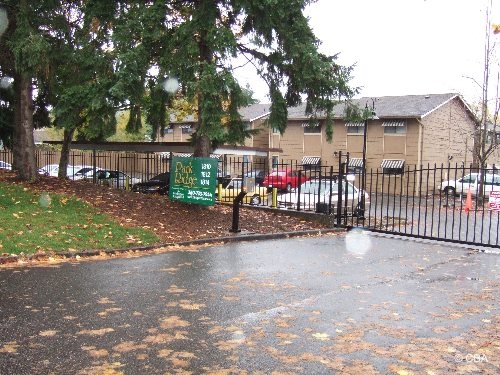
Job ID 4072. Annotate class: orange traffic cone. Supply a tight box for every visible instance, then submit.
[464,188,473,213]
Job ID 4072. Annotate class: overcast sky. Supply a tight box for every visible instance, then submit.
[234,0,500,105]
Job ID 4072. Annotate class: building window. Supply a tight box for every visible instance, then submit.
[381,159,405,175]
[487,132,500,143]
[161,126,173,137]
[345,122,364,134]
[383,120,406,134]
[181,125,193,134]
[271,155,279,168]
[302,156,321,170]
[348,158,364,173]
[302,123,321,134]
[272,127,280,134]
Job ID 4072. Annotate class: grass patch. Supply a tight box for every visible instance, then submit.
[0,183,160,255]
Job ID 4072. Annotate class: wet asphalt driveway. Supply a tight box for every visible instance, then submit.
[0,232,499,374]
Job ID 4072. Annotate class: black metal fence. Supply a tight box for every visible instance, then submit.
[357,164,500,248]
[0,148,170,187]
[220,155,500,248]
[2,148,499,248]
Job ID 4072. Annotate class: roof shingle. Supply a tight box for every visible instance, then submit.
[285,93,469,120]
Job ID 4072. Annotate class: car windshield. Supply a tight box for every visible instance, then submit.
[461,174,477,183]
[152,173,169,181]
[269,171,286,177]
[299,180,355,195]
[75,167,93,175]
[299,180,336,194]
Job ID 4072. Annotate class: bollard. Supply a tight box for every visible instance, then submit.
[272,187,278,208]
[230,189,247,233]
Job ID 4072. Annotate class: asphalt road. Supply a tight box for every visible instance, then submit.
[0,232,499,374]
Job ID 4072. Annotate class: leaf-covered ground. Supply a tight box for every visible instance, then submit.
[0,170,329,246]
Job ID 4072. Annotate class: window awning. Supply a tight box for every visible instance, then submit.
[174,153,193,158]
[173,153,222,159]
[348,158,364,167]
[382,120,406,127]
[302,156,321,165]
[381,159,405,169]
[345,122,364,127]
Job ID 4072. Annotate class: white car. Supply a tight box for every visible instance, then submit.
[0,161,12,170]
[39,164,93,178]
[38,164,59,176]
[440,173,500,197]
[96,170,141,190]
[277,178,369,216]
[69,166,98,180]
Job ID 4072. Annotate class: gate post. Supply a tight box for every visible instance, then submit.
[336,152,343,227]
[230,189,247,233]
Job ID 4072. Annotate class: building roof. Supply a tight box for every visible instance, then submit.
[168,103,271,124]
[285,93,476,121]
[238,103,271,121]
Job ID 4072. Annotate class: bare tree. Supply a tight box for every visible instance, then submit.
[472,0,500,202]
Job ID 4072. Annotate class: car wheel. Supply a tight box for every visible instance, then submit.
[443,186,456,196]
[286,183,292,193]
[250,194,261,205]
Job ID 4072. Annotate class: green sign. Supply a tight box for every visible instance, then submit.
[169,156,218,206]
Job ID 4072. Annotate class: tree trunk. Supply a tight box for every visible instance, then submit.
[193,0,215,159]
[12,72,37,181]
[59,127,75,178]
[193,133,211,157]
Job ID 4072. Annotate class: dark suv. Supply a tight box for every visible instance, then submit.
[132,172,170,195]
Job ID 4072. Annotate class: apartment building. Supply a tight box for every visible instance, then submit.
[157,94,481,173]
[253,93,478,172]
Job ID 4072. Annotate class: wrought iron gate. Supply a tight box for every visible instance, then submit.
[346,163,500,249]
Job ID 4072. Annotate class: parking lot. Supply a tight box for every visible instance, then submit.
[1,233,498,373]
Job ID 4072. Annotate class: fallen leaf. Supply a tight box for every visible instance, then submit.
[312,332,330,341]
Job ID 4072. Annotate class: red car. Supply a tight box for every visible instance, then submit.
[263,169,309,192]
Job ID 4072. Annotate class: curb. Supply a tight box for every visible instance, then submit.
[0,228,346,265]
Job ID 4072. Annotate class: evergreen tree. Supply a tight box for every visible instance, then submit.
[112,0,357,156]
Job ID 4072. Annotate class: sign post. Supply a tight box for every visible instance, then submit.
[169,156,218,206]
[489,191,500,211]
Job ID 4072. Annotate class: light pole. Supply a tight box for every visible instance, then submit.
[359,102,377,219]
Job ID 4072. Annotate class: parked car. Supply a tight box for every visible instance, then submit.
[262,169,309,192]
[277,178,369,216]
[217,177,269,205]
[96,170,141,189]
[241,170,266,186]
[38,164,59,176]
[0,161,12,170]
[66,165,95,179]
[440,173,500,197]
[132,172,170,195]
[38,164,91,178]
[71,166,99,180]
